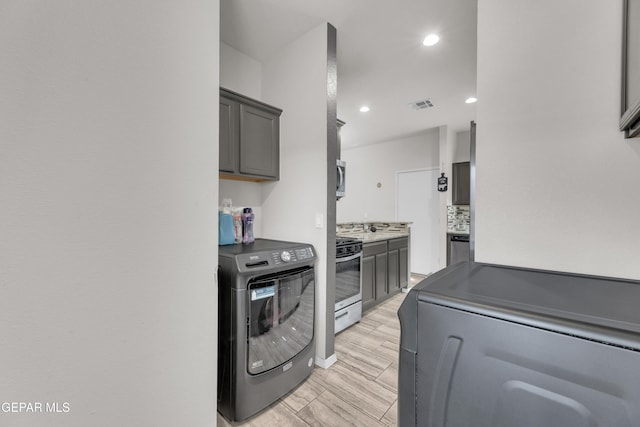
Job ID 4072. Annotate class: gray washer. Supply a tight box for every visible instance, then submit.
[217,239,316,422]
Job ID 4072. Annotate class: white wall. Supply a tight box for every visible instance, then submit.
[220,42,262,99]
[338,128,440,222]
[476,0,640,280]
[453,130,471,163]
[1,2,219,426]
[439,125,458,266]
[261,24,331,363]
[219,43,264,237]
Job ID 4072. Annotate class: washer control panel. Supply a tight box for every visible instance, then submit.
[270,246,314,265]
[230,242,316,273]
[280,251,291,262]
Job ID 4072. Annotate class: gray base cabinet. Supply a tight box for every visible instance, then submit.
[363,241,387,312]
[219,88,282,182]
[362,255,376,311]
[362,237,408,312]
[388,248,398,291]
[389,237,409,291]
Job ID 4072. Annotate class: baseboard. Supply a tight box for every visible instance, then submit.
[315,353,337,369]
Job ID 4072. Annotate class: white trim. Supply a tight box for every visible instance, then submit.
[315,352,337,369]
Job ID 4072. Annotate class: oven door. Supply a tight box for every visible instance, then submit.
[247,267,315,375]
[335,252,362,311]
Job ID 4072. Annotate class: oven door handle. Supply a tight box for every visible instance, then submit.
[336,253,362,263]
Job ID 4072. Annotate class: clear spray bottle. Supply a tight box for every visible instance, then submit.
[241,208,254,244]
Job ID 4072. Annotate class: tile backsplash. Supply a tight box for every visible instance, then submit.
[447,205,470,233]
[337,222,410,235]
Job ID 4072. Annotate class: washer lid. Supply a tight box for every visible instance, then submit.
[413,262,640,351]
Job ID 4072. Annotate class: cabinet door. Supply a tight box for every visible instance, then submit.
[452,162,470,205]
[219,96,239,173]
[399,246,409,288]
[362,255,376,311]
[239,104,279,179]
[375,252,388,300]
[388,248,399,292]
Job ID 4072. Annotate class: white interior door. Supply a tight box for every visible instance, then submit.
[397,168,440,276]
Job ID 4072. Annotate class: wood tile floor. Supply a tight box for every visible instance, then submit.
[217,286,414,427]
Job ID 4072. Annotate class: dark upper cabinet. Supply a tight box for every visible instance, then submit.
[219,96,239,174]
[452,161,470,205]
[219,88,282,181]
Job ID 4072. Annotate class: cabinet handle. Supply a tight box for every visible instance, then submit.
[336,311,349,320]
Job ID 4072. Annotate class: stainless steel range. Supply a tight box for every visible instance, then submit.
[335,237,363,333]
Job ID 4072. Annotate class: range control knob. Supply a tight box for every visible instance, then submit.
[280,251,291,262]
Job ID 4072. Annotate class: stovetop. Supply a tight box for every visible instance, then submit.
[336,237,362,256]
[336,237,362,246]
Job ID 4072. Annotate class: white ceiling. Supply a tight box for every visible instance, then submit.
[220,0,477,148]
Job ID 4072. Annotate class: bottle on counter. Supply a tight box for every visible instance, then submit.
[233,208,243,243]
[218,199,235,246]
[242,207,255,244]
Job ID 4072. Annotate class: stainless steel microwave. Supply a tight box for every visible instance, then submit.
[336,159,346,199]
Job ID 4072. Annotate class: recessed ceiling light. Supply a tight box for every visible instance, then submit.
[422,34,440,46]
[465,97,477,104]
[359,106,370,113]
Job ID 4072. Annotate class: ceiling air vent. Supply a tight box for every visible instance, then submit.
[410,99,434,110]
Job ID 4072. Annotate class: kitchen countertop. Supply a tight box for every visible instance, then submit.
[337,221,411,243]
[337,221,412,226]
[338,231,409,243]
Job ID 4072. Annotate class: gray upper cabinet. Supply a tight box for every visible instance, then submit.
[219,88,282,181]
[219,95,239,174]
[452,161,470,205]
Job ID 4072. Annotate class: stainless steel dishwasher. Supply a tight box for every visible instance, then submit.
[447,233,470,266]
